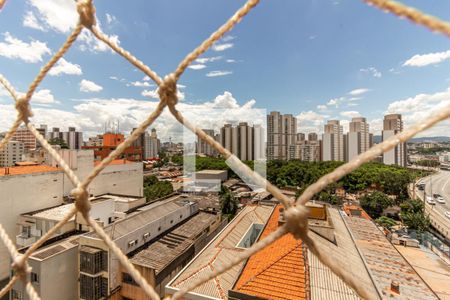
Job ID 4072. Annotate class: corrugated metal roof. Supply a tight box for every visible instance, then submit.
[131,212,217,274]
[308,207,378,300]
[87,196,188,240]
[344,216,438,300]
[167,205,274,299]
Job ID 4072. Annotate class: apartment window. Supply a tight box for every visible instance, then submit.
[158,226,161,231]
[31,272,39,284]
[143,232,150,240]
[21,226,31,238]
[170,220,173,224]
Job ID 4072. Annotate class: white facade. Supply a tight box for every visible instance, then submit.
[197,129,215,157]
[267,111,297,160]
[0,140,24,167]
[0,169,65,279]
[382,114,406,167]
[322,120,344,161]
[347,117,370,162]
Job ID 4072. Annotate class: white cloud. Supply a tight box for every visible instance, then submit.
[212,43,233,52]
[48,58,82,76]
[31,89,60,104]
[403,50,450,67]
[360,67,382,78]
[296,111,328,134]
[142,75,151,81]
[221,35,235,42]
[128,81,151,87]
[188,64,206,70]
[326,98,339,107]
[78,29,120,53]
[23,11,45,31]
[348,88,369,96]
[340,111,361,119]
[27,0,78,33]
[386,86,450,137]
[195,56,222,64]
[317,104,327,111]
[80,79,103,93]
[0,91,260,141]
[105,13,117,25]
[206,70,232,77]
[0,32,51,63]
[226,59,236,63]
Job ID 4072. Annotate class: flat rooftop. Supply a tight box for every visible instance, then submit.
[31,237,78,261]
[131,212,217,275]
[0,165,62,177]
[166,205,274,299]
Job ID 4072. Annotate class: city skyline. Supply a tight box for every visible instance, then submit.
[0,1,449,139]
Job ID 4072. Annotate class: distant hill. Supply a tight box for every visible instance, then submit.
[372,135,450,144]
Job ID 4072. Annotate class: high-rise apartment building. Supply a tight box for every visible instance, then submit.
[347,117,370,161]
[48,127,83,149]
[147,128,161,159]
[308,132,318,141]
[382,114,406,166]
[36,124,47,148]
[219,122,264,161]
[322,120,344,161]
[197,129,216,157]
[0,141,25,167]
[290,133,321,161]
[11,126,37,150]
[267,111,297,160]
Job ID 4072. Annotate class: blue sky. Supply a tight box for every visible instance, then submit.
[0,0,449,141]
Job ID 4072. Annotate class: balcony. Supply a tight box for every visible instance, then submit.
[16,235,35,247]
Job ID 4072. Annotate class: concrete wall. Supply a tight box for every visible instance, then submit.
[11,245,78,300]
[0,171,64,279]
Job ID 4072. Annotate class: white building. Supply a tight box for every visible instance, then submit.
[347,117,370,161]
[382,114,406,167]
[219,122,264,161]
[267,111,297,160]
[0,165,65,279]
[197,129,216,157]
[322,120,344,161]
[0,140,24,167]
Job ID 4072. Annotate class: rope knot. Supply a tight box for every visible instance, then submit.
[158,74,178,106]
[77,0,96,28]
[71,186,91,217]
[12,255,31,279]
[283,205,309,240]
[15,97,32,123]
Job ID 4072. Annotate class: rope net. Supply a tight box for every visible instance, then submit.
[0,0,449,299]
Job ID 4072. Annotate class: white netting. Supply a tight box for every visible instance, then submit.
[0,0,449,299]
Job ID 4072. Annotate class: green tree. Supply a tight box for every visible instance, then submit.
[399,199,430,233]
[220,187,239,220]
[360,191,394,219]
[144,175,158,186]
[171,155,183,165]
[49,137,69,149]
[375,216,397,230]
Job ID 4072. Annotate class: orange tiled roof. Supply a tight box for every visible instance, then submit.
[93,159,134,166]
[0,165,61,177]
[233,205,307,300]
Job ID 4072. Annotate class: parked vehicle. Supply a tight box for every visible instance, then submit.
[426,197,436,205]
[436,196,445,204]
[445,211,450,219]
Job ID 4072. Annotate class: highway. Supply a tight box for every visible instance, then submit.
[415,171,450,240]
[419,170,450,217]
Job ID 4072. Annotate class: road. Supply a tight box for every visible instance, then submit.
[419,170,450,217]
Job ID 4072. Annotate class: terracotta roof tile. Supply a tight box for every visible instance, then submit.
[93,159,135,166]
[233,204,307,300]
[0,165,62,177]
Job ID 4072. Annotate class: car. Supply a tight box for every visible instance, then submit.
[445,211,450,219]
[436,196,445,204]
[433,193,441,199]
[426,197,436,205]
